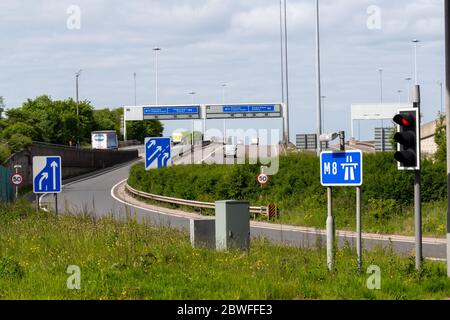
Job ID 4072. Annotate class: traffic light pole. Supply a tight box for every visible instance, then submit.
[444,0,450,278]
[413,85,422,270]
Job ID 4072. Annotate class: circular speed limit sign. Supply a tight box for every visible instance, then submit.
[257,173,269,185]
[11,173,24,186]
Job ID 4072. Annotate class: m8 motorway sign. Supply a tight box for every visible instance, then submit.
[320,151,363,187]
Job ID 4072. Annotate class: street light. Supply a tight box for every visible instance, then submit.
[153,47,162,105]
[378,68,383,103]
[75,69,82,148]
[283,0,290,145]
[397,90,402,103]
[438,81,443,114]
[405,77,412,103]
[378,68,384,150]
[321,95,326,132]
[133,72,137,106]
[222,84,227,144]
[189,92,196,147]
[315,0,322,156]
[412,39,420,85]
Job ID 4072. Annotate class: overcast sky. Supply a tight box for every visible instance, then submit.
[0,0,446,141]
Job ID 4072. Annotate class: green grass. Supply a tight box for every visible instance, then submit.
[0,201,449,300]
[128,152,448,238]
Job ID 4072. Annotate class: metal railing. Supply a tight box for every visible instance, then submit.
[125,182,268,216]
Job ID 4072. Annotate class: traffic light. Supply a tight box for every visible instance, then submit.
[392,108,420,170]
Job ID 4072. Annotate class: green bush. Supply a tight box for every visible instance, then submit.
[129,152,446,208]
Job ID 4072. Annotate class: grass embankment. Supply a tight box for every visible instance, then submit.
[0,202,449,300]
[128,152,448,238]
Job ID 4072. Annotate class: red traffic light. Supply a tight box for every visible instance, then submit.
[393,114,414,127]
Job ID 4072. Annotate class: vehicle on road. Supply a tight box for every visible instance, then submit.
[223,144,238,158]
[91,131,118,150]
[171,132,184,145]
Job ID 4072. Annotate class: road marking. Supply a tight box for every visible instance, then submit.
[199,145,223,163]
[110,179,206,220]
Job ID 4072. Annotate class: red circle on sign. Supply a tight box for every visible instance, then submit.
[257,173,269,185]
[11,173,24,186]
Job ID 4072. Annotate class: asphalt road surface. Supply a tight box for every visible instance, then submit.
[42,143,447,260]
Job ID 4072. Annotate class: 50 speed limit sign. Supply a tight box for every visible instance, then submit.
[257,173,269,185]
[11,173,24,186]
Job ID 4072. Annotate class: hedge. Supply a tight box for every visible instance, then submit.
[128,152,447,211]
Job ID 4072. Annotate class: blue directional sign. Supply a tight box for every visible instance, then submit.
[143,106,199,115]
[145,137,172,170]
[33,156,62,194]
[223,105,276,113]
[143,106,200,120]
[320,151,363,187]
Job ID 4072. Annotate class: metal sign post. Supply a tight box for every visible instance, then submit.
[326,186,334,271]
[356,186,362,273]
[33,156,62,215]
[321,149,363,272]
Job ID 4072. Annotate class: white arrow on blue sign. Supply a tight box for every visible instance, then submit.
[33,156,62,194]
[145,137,172,170]
[320,151,363,187]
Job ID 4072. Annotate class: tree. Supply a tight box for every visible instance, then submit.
[434,113,446,163]
[2,95,96,146]
[126,120,164,142]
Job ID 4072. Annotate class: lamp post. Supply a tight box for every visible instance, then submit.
[75,69,82,148]
[279,0,285,104]
[153,47,162,105]
[378,68,384,151]
[283,0,290,145]
[438,81,443,114]
[189,92,196,147]
[321,95,326,132]
[315,0,322,156]
[412,39,420,85]
[222,84,227,144]
[133,72,137,106]
[397,90,402,103]
[405,77,412,103]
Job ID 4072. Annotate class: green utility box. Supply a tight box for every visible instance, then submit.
[215,200,250,251]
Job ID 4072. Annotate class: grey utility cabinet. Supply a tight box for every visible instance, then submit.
[215,200,250,251]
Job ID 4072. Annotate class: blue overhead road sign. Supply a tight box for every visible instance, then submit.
[33,156,62,194]
[320,151,363,187]
[145,138,172,170]
[143,106,199,115]
[223,105,276,113]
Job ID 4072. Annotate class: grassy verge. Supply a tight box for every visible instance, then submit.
[0,202,449,300]
[128,152,448,238]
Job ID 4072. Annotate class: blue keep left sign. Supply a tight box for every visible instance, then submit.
[320,151,363,187]
[33,156,62,194]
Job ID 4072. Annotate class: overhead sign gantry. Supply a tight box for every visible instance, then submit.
[205,104,283,119]
[123,103,287,143]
